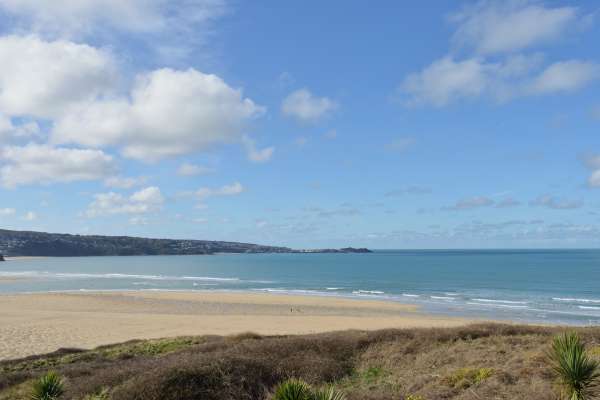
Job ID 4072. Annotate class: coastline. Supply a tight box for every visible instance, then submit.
[0,290,473,360]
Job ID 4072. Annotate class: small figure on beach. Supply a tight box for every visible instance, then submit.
[0,254,5,261]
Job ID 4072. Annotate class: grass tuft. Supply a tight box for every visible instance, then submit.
[443,367,493,389]
[30,371,63,400]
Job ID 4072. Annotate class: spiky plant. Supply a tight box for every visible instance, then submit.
[30,371,64,400]
[272,379,312,400]
[311,386,346,400]
[548,332,600,400]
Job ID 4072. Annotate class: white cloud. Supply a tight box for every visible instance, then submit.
[0,208,16,216]
[401,55,597,106]
[582,154,600,188]
[23,211,37,221]
[242,136,274,163]
[177,163,215,176]
[0,143,116,188]
[588,170,600,188]
[401,57,489,106]
[52,68,264,162]
[0,35,116,119]
[527,60,600,94]
[85,186,164,217]
[104,176,148,189]
[0,0,227,38]
[451,1,578,55]
[281,89,337,122]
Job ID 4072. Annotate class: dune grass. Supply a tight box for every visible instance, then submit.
[1,324,599,400]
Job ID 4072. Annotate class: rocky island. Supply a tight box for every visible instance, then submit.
[0,229,371,257]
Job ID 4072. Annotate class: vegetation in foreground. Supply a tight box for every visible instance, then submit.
[1,324,600,400]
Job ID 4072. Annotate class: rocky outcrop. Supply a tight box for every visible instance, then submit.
[0,254,4,261]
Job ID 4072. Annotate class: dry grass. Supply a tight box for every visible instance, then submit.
[1,323,599,400]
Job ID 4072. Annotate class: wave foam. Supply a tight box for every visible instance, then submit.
[0,270,241,282]
[471,298,528,305]
[430,296,455,301]
[553,297,600,304]
[352,290,385,295]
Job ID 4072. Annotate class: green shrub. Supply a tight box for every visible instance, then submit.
[30,371,64,400]
[548,332,600,400]
[273,379,312,400]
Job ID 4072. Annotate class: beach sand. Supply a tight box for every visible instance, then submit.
[0,291,471,360]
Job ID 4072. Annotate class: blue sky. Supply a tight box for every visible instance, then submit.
[1,0,600,249]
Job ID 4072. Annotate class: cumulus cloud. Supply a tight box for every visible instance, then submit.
[443,196,495,211]
[0,0,227,39]
[281,89,337,122]
[0,35,116,119]
[85,186,164,217]
[399,2,598,107]
[0,143,116,188]
[451,1,578,55]
[242,136,274,163]
[530,195,583,209]
[527,60,600,94]
[52,68,264,162]
[402,57,489,106]
[177,163,214,176]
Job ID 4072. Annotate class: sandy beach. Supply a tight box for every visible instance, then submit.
[0,291,470,360]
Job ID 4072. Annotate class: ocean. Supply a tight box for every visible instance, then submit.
[1,249,599,325]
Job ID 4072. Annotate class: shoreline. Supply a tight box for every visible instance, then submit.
[0,290,474,361]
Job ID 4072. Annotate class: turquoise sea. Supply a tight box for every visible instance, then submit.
[1,250,599,325]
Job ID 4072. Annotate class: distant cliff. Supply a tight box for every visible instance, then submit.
[0,229,292,257]
[0,229,371,257]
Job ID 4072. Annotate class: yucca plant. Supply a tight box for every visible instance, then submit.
[272,379,346,400]
[273,379,312,400]
[30,371,64,400]
[548,332,600,400]
[311,386,346,400]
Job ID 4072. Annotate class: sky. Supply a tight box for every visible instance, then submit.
[0,0,600,249]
